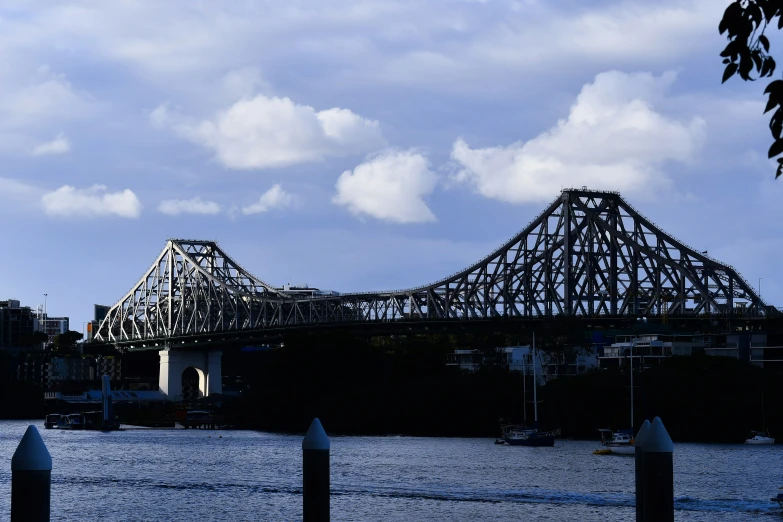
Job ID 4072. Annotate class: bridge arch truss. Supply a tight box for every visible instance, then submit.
[95,189,769,343]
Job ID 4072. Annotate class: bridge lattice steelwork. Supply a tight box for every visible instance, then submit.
[95,189,769,343]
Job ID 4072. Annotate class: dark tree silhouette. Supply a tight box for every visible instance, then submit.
[720,0,783,178]
[52,330,83,352]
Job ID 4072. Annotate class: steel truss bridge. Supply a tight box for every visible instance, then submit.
[95,189,771,348]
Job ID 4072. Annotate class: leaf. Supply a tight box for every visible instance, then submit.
[739,47,755,79]
[767,56,777,76]
[762,1,778,22]
[769,138,783,159]
[763,79,783,95]
[723,2,744,37]
[752,50,763,71]
[765,95,779,114]
[750,3,763,26]
[770,109,783,138]
[722,63,739,83]
[720,40,736,57]
[772,108,783,139]
[761,57,773,76]
[777,163,783,179]
[760,34,771,52]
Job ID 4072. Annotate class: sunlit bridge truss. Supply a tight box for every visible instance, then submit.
[95,188,770,343]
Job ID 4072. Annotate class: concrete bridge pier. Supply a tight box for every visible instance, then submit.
[158,347,222,400]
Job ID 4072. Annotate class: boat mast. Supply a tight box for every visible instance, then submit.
[630,337,634,432]
[533,331,538,424]
[521,343,527,425]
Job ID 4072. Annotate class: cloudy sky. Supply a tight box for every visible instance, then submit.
[1,0,781,330]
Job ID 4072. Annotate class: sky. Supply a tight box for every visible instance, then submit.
[1,0,782,331]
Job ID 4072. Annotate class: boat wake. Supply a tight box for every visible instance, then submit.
[54,476,781,515]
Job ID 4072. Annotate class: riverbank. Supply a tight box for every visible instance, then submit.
[4,332,781,444]
[230,333,783,444]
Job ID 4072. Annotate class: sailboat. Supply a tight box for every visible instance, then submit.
[746,391,774,445]
[501,333,561,447]
[593,338,636,456]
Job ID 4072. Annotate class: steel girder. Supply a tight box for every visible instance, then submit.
[95,190,768,343]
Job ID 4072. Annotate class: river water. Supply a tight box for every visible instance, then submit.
[0,420,780,521]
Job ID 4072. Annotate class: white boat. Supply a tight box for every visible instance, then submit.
[746,430,775,445]
[593,429,635,455]
[594,337,637,456]
[499,333,560,447]
[747,392,774,444]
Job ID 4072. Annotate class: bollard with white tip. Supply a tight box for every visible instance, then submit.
[11,425,52,522]
[640,416,674,522]
[302,418,330,522]
[634,419,651,521]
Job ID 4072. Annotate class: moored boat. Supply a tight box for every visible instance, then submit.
[593,429,635,455]
[44,413,61,429]
[502,425,561,447]
[59,413,85,429]
[746,430,775,445]
[498,332,560,447]
[594,337,638,456]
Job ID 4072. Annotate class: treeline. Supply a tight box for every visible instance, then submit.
[544,355,780,443]
[228,332,783,443]
[0,351,44,419]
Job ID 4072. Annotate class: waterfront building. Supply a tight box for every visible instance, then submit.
[446,346,597,383]
[17,353,46,383]
[40,315,69,339]
[96,356,122,381]
[47,356,95,382]
[705,333,783,368]
[0,299,39,352]
[17,354,122,387]
[598,334,705,369]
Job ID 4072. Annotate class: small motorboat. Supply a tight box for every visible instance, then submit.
[494,439,506,445]
[746,430,775,445]
[593,429,635,456]
[44,414,61,429]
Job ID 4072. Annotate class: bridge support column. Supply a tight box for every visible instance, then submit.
[158,347,223,400]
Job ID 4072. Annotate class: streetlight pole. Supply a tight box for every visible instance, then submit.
[630,337,635,433]
[43,293,47,336]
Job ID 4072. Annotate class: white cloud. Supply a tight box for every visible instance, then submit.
[334,149,438,223]
[451,70,706,203]
[42,185,142,218]
[158,197,220,215]
[0,66,92,127]
[154,94,385,169]
[32,133,71,156]
[243,184,293,214]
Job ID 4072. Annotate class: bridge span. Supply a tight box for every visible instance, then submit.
[91,188,770,399]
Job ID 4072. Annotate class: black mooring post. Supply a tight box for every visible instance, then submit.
[640,416,674,522]
[634,419,651,521]
[303,418,330,522]
[11,425,52,522]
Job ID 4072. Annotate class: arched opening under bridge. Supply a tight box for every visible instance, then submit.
[158,348,222,400]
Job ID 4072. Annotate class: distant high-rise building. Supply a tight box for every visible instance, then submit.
[41,316,69,339]
[0,299,39,351]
